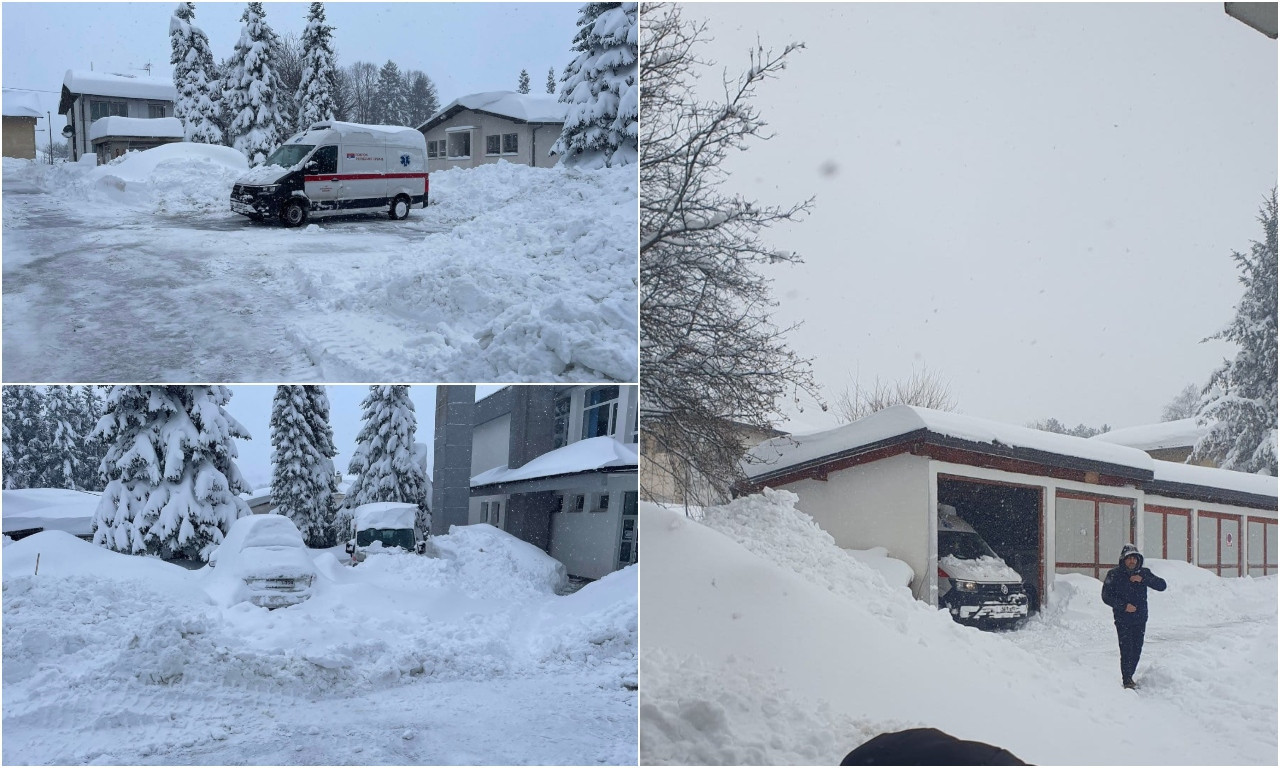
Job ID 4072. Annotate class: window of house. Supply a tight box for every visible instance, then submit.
[427,140,440,159]
[89,100,128,122]
[492,501,502,528]
[480,501,490,522]
[552,493,564,513]
[485,134,501,155]
[582,386,620,440]
[593,493,609,513]
[552,394,571,449]
[571,494,585,512]
[447,132,471,158]
[147,103,167,119]
[502,133,518,154]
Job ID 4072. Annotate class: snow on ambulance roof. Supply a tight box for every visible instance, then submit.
[2,89,44,118]
[2,489,99,537]
[88,116,184,141]
[471,436,638,488]
[353,502,418,531]
[419,91,568,131]
[62,70,176,102]
[1090,418,1208,451]
[295,121,425,145]
[745,404,1153,481]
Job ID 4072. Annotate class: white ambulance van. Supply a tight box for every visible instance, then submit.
[230,122,428,227]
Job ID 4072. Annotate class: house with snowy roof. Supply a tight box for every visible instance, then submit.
[739,405,1277,612]
[1090,417,1213,466]
[3,90,45,159]
[434,385,638,580]
[417,91,567,171]
[59,70,177,162]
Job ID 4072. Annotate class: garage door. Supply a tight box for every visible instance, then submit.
[1247,517,1278,576]
[1143,505,1191,563]
[1197,511,1242,577]
[1055,492,1135,579]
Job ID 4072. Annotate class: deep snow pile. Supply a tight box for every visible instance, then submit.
[639,495,1277,765]
[3,524,636,765]
[51,143,248,215]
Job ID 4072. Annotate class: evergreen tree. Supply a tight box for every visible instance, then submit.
[39,387,83,490]
[270,385,339,547]
[376,59,409,126]
[2,387,48,489]
[405,70,439,127]
[76,386,108,491]
[552,2,638,168]
[91,386,252,561]
[225,2,286,164]
[518,68,531,94]
[1193,190,1278,475]
[170,2,223,144]
[342,386,429,535]
[546,66,557,94]
[296,2,338,131]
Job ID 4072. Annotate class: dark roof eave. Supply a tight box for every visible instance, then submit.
[1145,479,1277,511]
[470,464,637,494]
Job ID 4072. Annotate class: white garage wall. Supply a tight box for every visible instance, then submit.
[549,476,634,579]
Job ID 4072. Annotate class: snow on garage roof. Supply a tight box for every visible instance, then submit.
[2,488,99,537]
[471,436,638,488]
[62,70,177,102]
[353,502,418,531]
[1090,418,1208,451]
[1150,460,1278,502]
[3,90,44,118]
[745,405,1153,481]
[418,91,568,131]
[88,116,183,141]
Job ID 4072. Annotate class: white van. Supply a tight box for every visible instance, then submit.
[230,121,428,227]
[937,504,1029,627]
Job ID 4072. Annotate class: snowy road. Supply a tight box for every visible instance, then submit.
[2,156,639,383]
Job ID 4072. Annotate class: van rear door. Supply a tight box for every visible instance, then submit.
[387,145,427,206]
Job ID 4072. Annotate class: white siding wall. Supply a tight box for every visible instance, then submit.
[470,414,511,476]
[549,475,634,579]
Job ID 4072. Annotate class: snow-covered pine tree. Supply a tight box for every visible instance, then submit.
[342,386,428,535]
[170,2,223,143]
[1,386,48,489]
[92,386,252,561]
[552,2,638,168]
[518,68,531,94]
[39,387,83,490]
[302,385,341,541]
[296,2,338,131]
[1193,190,1279,475]
[225,2,286,164]
[76,385,108,491]
[269,385,339,548]
[546,66,557,94]
[376,60,409,126]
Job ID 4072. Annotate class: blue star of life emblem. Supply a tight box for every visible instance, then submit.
[400,154,411,167]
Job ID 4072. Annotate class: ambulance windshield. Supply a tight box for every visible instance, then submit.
[939,530,998,561]
[263,144,315,169]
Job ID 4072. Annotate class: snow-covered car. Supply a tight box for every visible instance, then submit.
[936,504,1029,627]
[345,502,426,564]
[208,514,317,608]
[230,121,427,227]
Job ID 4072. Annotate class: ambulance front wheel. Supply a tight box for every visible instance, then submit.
[281,200,308,228]
[390,194,411,220]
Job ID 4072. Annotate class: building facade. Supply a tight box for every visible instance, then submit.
[59,70,176,162]
[434,385,638,580]
[418,91,566,172]
[3,89,44,159]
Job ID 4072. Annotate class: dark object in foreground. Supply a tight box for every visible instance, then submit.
[840,727,1028,766]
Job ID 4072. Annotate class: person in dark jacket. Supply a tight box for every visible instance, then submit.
[840,727,1027,765]
[1100,543,1167,689]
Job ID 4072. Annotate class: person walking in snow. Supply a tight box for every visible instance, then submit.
[1101,543,1167,689]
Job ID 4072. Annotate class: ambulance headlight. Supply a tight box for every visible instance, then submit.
[952,579,978,592]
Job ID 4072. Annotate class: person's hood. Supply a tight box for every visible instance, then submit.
[1118,542,1144,569]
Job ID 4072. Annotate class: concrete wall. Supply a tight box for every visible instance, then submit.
[431,386,476,536]
[550,475,636,579]
[2,116,37,159]
[422,110,561,171]
[470,415,510,476]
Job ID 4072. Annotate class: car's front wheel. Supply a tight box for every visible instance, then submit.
[281,199,308,228]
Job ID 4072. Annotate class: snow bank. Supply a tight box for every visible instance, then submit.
[79,143,249,214]
[640,495,1277,765]
[429,523,568,598]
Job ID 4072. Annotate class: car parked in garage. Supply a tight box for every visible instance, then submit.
[937,504,1029,628]
[207,514,317,608]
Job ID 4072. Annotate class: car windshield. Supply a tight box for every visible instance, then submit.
[939,530,998,561]
[263,144,315,168]
[355,528,415,550]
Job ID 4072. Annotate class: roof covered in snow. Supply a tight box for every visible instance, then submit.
[744,405,1276,509]
[61,70,176,108]
[1090,418,1208,451]
[418,91,568,132]
[2,488,99,536]
[89,116,184,141]
[471,436,638,488]
[2,90,44,118]
[352,502,418,531]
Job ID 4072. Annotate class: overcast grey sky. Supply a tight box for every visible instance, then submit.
[684,2,1277,434]
[2,1,580,128]
[224,384,502,490]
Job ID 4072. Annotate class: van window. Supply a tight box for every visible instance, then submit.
[264,143,315,168]
[311,145,337,174]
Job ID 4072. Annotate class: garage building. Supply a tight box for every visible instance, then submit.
[741,405,1277,612]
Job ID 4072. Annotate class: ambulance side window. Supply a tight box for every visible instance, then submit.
[312,145,338,174]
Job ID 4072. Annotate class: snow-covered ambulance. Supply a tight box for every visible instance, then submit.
[936,504,1029,627]
[230,122,428,227]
